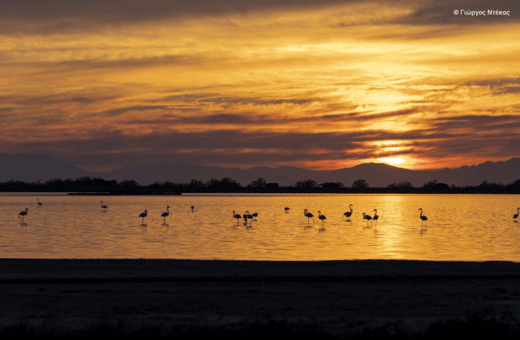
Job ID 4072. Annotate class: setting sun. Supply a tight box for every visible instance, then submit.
[379,157,406,166]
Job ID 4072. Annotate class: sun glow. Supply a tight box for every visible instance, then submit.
[379,157,405,166]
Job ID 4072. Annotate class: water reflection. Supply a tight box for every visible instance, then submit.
[1,193,520,261]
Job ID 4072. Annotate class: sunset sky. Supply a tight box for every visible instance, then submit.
[1,0,519,172]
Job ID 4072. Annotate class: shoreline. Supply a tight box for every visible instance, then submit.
[2,259,520,332]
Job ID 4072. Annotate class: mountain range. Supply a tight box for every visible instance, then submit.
[1,153,520,188]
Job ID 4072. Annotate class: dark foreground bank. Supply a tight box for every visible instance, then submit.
[1,259,520,338]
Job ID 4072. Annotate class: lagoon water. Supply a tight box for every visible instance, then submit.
[1,193,520,261]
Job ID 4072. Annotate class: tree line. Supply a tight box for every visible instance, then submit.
[1,176,520,193]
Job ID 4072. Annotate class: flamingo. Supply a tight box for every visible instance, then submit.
[100,201,108,212]
[161,206,170,224]
[318,211,327,223]
[304,209,314,224]
[285,207,290,213]
[343,204,353,221]
[419,208,428,226]
[244,211,253,219]
[232,210,242,224]
[139,209,148,225]
[37,198,42,207]
[362,212,372,226]
[191,206,194,212]
[18,208,28,222]
[514,208,520,222]
[252,212,258,220]
[373,209,379,223]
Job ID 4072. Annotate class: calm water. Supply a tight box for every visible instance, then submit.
[1,193,519,261]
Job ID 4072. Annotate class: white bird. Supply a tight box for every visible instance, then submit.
[343,204,353,221]
[362,212,372,226]
[18,208,28,222]
[318,211,327,223]
[285,207,290,213]
[139,209,148,225]
[419,208,428,226]
[514,207,519,222]
[161,206,170,224]
[304,209,314,224]
[233,210,242,224]
[100,201,108,212]
[373,209,379,223]
[37,198,42,207]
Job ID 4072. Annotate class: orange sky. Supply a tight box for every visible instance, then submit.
[1,0,519,172]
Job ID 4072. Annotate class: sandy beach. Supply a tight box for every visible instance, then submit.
[1,259,520,335]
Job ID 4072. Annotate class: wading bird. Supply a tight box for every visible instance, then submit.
[362,212,372,226]
[232,210,242,224]
[191,206,194,212]
[304,209,314,224]
[100,201,108,212]
[161,206,170,224]
[18,208,28,222]
[139,210,148,225]
[514,208,520,222]
[343,204,353,221]
[285,207,290,213]
[373,209,379,223]
[318,211,327,223]
[419,208,428,227]
[37,198,42,207]
[244,211,253,220]
[252,212,258,220]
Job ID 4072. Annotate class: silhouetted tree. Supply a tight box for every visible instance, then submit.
[119,179,139,187]
[206,177,240,187]
[295,179,318,188]
[352,179,369,188]
[248,178,266,188]
[188,179,204,187]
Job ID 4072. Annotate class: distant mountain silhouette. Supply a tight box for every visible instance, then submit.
[1,153,520,187]
[0,153,93,183]
[423,158,520,186]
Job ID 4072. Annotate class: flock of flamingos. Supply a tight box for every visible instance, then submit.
[16,199,520,226]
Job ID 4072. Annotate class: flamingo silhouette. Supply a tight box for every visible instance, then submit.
[318,211,327,223]
[304,209,314,225]
[362,212,372,226]
[191,206,194,212]
[514,207,520,222]
[419,208,428,227]
[139,209,148,225]
[343,204,353,221]
[252,212,258,220]
[18,208,28,222]
[100,201,108,212]
[232,210,242,224]
[161,206,170,224]
[373,209,379,223]
[285,207,290,213]
[37,198,42,207]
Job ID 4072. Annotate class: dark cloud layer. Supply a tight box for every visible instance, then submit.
[2,0,519,35]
